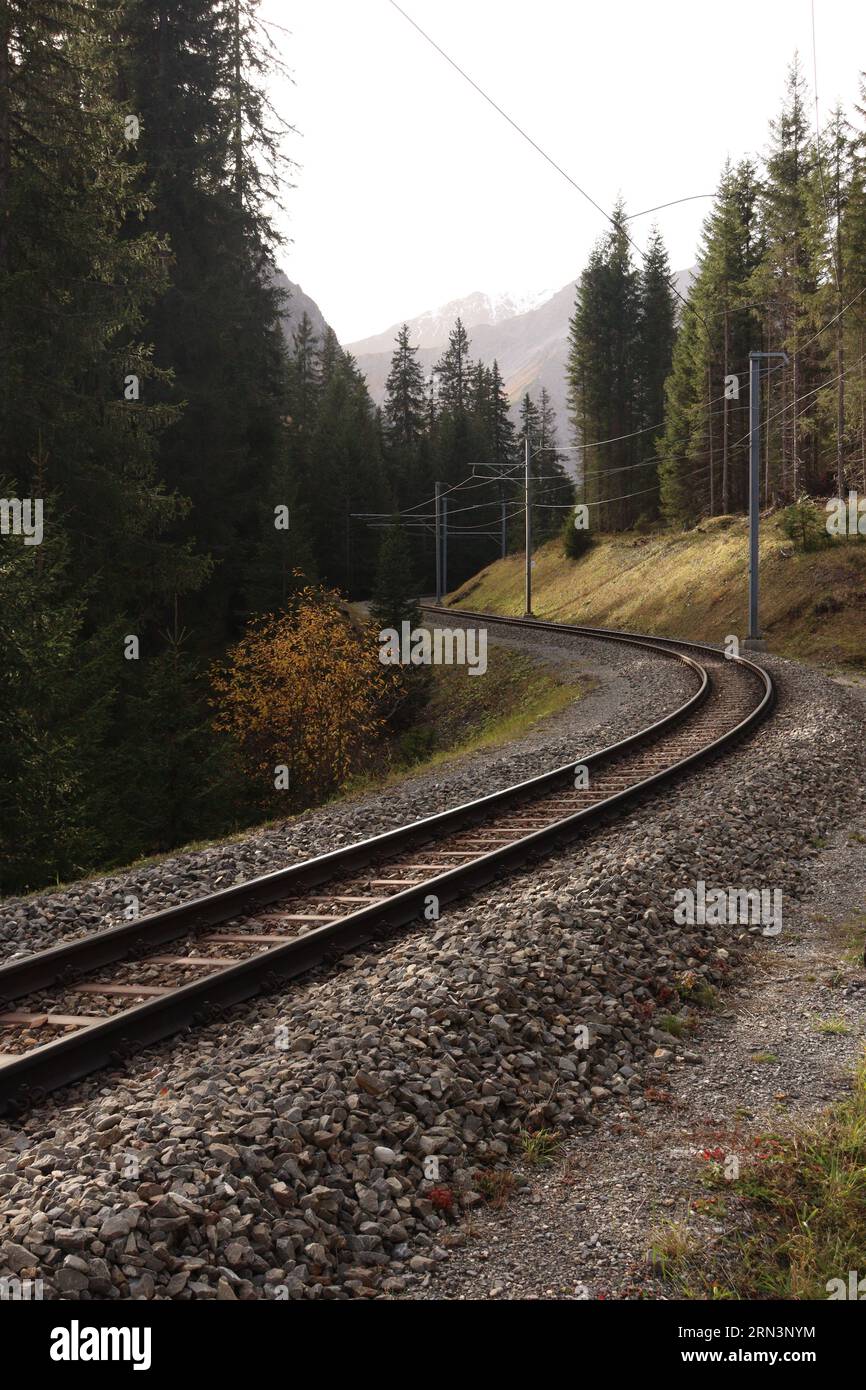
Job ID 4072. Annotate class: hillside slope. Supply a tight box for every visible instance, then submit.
[447,514,866,670]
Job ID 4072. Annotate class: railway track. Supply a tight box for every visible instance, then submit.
[0,610,774,1116]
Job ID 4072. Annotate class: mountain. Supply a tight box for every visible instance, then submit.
[345,269,697,435]
[272,268,332,345]
[347,288,556,356]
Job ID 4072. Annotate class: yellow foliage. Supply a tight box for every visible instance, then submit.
[211,586,392,806]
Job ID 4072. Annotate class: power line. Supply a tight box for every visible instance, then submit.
[535,461,713,510]
[625,194,715,220]
[386,0,708,336]
[728,351,866,456]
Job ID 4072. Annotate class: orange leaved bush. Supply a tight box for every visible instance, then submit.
[211,586,393,808]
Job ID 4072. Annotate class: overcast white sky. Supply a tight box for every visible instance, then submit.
[259,0,866,344]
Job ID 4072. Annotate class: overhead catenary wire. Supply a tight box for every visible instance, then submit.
[374,282,866,524]
[533,461,715,510]
[387,0,866,500]
[386,0,711,338]
[727,351,866,457]
[358,349,866,536]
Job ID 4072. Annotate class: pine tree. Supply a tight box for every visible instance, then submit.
[434,318,473,414]
[659,160,763,523]
[117,0,293,641]
[370,520,421,632]
[635,228,676,518]
[385,324,427,450]
[750,55,822,500]
[567,200,641,529]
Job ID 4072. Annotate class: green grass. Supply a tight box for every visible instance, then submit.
[677,975,718,1009]
[833,912,866,967]
[657,1053,866,1299]
[814,1016,853,1036]
[350,641,584,792]
[519,1127,563,1166]
[657,1013,691,1038]
[448,513,866,670]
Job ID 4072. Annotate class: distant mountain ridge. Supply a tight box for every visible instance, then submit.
[347,287,557,356]
[345,268,697,433]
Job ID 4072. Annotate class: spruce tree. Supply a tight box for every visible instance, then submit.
[635,228,676,518]
[567,200,641,529]
[370,520,421,632]
[843,76,866,492]
[383,324,430,507]
[519,391,572,544]
[659,160,763,523]
[487,361,517,467]
[434,318,473,414]
[0,0,202,624]
[384,324,427,450]
[117,0,293,641]
[750,55,822,500]
[0,516,112,892]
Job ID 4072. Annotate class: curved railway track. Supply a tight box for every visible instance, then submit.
[0,610,774,1116]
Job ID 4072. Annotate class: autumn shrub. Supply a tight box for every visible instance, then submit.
[211,586,395,809]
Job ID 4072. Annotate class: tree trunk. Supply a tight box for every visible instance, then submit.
[860,331,865,495]
[233,0,243,205]
[835,224,845,499]
[0,4,10,278]
[0,5,11,446]
[707,363,714,515]
[722,298,730,511]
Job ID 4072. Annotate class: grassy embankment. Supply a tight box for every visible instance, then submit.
[360,641,583,784]
[447,513,866,670]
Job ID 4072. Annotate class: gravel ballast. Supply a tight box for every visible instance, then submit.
[0,622,695,962]
[1,622,864,1302]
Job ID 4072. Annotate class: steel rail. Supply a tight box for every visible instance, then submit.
[0,614,773,1114]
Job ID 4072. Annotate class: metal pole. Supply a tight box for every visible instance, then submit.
[434,482,442,603]
[746,350,787,649]
[748,353,760,643]
[442,494,448,598]
[524,434,532,616]
[499,479,506,558]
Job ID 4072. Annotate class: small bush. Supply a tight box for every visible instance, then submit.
[211,585,394,810]
[398,725,436,764]
[780,494,832,552]
[562,510,594,560]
